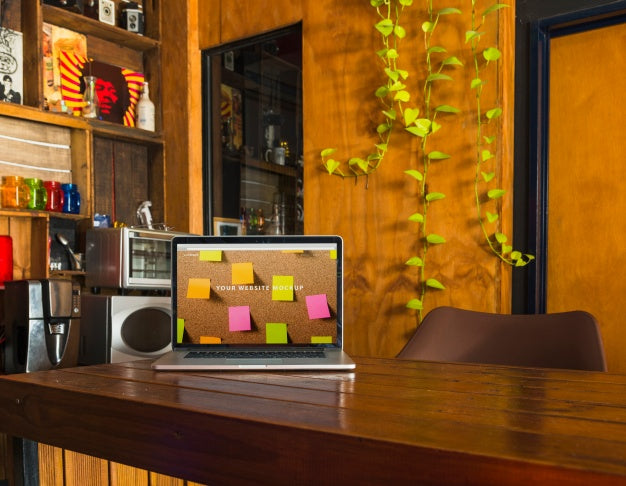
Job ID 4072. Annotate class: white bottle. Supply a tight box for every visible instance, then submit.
[136,81,155,131]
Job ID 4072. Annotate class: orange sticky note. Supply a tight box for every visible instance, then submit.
[186,278,211,299]
[232,262,254,284]
[200,336,222,344]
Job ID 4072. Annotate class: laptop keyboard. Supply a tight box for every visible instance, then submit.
[184,350,326,359]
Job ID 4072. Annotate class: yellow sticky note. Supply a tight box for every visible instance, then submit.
[272,275,294,301]
[200,336,222,344]
[311,336,333,344]
[330,250,337,260]
[186,278,211,298]
[266,323,288,344]
[177,318,185,343]
[232,262,254,284]
[200,250,222,262]
[282,250,304,254]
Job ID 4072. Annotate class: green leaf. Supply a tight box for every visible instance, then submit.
[375,19,394,37]
[397,69,409,80]
[483,47,502,62]
[426,73,453,82]
[486,107,503,119]
[394,25,407,39]
[486,211,499,223]
[428,151,451,160]
[399,0,414,5]
[426,278,446,290]
[488,188,506,199]
[389,81,406,92]
[426,234,446,244]
[495,232,508,244]
[406,126,428,138]
[386,48,399,59]
[434,104,460,113]
[394,90,410,102]
[482,150,494,162]
[465,30,484,43]
[483,3,509,17]
[325,159,340,175]
[321,148,337,158]
[438,7,461,15]
[367,152,382,161]
[405,256,424,267]
[470,78,484,89]
[385,67,399,82]
[427,46,447,54]
[406,299,423,310]
[404,169,423,181]
[370,0,384,6]
[483,135,496,144]
[403,107,420,126]
[510,251,522,261]
[502,244,512,254]
[376,48,388,58]
[375,86,389,98]
[426,192,445,202]
[430,121,442,134]
[482,171,496,182]
[375,143,388,151]
[442,56,463,67]
[382,109,396,120]
[408,212,424,223]
[422,21,434,33]
[377,122,391,134]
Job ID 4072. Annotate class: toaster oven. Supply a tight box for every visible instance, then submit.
[85,227,191,290]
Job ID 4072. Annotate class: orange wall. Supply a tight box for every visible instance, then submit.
[197,0,516,357]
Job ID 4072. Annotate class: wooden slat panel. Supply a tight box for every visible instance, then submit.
[110,461,149,485]
[63,450,109,486]
[38,444,64,486]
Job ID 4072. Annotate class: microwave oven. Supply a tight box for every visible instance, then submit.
[85,227,191,290]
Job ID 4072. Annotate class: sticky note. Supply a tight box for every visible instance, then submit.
[266,323,288,344]
[229,305,251,331]
[232,262,254,284]
[200,250,222,262]
[306,294,331,319]
[282,250,304,254]
[200,336,222,344]
[187,278,211,298]
[330,250,337,260]
[176,318,185,343]
[311,336,333,344]
[272,275,294,301]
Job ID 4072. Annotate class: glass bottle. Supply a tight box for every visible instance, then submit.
[44,180,64,212]
[24,178,48,210]
[136,81,155,131]
[1,176,30,209]
[61,183,81,214]
[82,75,100,119]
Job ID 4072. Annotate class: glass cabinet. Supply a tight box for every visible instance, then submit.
[202,24,303,235]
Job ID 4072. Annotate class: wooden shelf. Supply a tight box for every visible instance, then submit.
[243,156,298,177]
[42,4,160,51]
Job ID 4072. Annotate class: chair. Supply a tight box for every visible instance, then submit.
[396,306,607,371]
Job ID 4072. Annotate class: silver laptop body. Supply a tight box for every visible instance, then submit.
[152,235,355,371]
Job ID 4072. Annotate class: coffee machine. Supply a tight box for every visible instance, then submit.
[3,278,81,373]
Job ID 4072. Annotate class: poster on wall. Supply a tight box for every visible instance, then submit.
[220,84,243,153]
[0,27,23,104]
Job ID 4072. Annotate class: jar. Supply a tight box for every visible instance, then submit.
[44,180,64,212]
[82,75,100,119]
[0,235,12,287]
[25,178,48,210]
[61,183,81,214]
[1,175,30,209]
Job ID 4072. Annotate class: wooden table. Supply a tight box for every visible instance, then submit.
[1,356,626,485]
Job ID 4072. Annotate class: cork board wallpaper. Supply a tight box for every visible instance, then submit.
[176,248,339,345]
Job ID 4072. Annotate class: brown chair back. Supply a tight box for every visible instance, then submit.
[397,306,607,371]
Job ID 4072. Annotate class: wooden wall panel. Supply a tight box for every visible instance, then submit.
[195,0,515,357]
[547,22,626,372]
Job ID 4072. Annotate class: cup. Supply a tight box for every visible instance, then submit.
[25,178,48,210]
[44,180,64,212]
[1,175,30,209]
[273,147,286,166]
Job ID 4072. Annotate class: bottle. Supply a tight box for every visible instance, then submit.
[136,82,155,131]
[82,75,100,119]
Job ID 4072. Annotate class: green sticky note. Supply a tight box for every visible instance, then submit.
[200,250,222,262]
[177,318,185,343]
[272,275,294,301]
[311,336,333,344]
[266,323,288,344]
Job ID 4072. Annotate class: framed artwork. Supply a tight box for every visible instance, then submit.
[213,217,242,236]
[0,27,23,105]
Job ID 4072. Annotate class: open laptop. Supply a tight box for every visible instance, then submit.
[152,235,355,370]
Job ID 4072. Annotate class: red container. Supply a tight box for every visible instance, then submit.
[0,235,13,287]
[44,180,64,212]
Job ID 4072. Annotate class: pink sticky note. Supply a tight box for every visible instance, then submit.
[306,294,331,320]
[229,306,251,331]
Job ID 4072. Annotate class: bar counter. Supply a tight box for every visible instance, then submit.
[1,357,626,485]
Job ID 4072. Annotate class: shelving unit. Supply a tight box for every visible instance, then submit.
[0,0,164,279]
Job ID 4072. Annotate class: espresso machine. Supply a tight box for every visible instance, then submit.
[3,278,81,374]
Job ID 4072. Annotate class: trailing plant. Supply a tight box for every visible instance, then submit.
[467,1,534,266]
[404,2,462,321]
[321,0,414,181]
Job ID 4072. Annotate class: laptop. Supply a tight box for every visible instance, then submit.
[152,234,355,370]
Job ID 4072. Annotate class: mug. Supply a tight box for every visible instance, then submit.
[25,178,48,210]
[44,180,64,212]
[1,176,30,209]
[265,147,286,165]
[61,183,81,214]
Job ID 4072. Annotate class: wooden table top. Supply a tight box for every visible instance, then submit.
[1,357,626,485]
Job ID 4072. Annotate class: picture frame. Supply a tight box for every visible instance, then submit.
[213,217,242,236]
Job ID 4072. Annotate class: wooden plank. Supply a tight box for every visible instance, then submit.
[110,461,149,485]
[38,444,64,486]
[63,450,109,486]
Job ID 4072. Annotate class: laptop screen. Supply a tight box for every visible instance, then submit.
[171,235,343,348]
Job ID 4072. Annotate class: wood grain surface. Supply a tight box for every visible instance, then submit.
[2,358,626,485]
